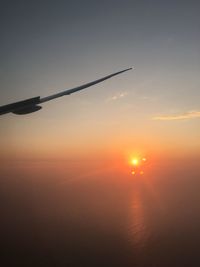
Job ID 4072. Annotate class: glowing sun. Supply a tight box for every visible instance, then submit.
[132,158,139,166]
[130,156,147,175]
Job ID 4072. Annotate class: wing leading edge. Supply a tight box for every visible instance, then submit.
[0,67,132,115]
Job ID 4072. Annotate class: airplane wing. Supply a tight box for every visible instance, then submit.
[0,67,132,115]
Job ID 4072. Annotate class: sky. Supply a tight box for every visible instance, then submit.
[0,0,200,162]
[1,2,200,266]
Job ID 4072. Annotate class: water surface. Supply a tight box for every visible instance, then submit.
[1,159,200,266]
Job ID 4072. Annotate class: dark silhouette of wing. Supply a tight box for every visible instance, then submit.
[0,68,132,115]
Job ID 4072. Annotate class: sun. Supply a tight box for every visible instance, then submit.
[129,155,147,175]
[130,157,147,166]
[131,158,139,166]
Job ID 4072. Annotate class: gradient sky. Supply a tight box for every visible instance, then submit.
[1,0,200,161]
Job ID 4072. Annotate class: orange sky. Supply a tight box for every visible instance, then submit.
[1,0,200,165]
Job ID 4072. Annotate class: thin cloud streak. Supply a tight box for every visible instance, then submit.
[153,110,200,121]
[106,92,128,102]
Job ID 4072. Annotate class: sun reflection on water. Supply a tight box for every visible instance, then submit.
[129,189,148,250]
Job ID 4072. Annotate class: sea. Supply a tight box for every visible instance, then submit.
[1,158,200,266]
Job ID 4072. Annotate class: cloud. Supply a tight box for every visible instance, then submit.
[140,95,157,101]
[152,110,200,121]
[106,92,128,102]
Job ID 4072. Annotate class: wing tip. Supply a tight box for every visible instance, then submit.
[128,66,134,71]
[117,67,134,75]
[122,67,134,72]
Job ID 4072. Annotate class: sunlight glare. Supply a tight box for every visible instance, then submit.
[129,155,147,176]
[132,158,139,166]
